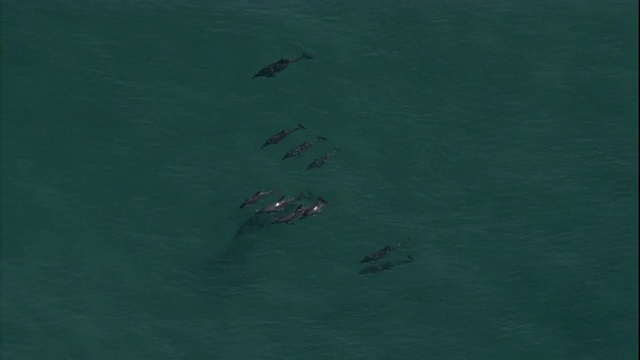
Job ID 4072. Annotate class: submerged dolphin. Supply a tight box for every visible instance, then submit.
[262,124,305,148]
[358,255,413,275]
[360,239,410,263]
[282,136,328,160]
[252,53,313,79]
[306,148,340,170]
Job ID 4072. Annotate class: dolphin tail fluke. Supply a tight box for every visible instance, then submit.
[317,136,328,141]
[302,53,313,60]
[297,123,306,130]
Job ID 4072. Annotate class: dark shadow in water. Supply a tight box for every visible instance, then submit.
[199,212,280,298]
[200,203,307,298]
[200,239,259,300]
[233,212,276,239]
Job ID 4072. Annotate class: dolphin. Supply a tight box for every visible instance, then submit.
[358,255,413,275]
[300,197,329,219]
[262,124,305,148]
[306,148,340,170]
[257,192,307,213]
[252,53,313,79]
[282,136,328,160]
[272,204,306,224]
[239,189,279,209]
[360,239,410,263]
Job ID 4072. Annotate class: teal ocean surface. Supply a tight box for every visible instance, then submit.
[1,1,638,359]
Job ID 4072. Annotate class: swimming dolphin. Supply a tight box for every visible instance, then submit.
[262,124,305,148]
[358,255,413,275]
[282,136,328,160]
[252,53,313,79]
[257,192,307,213]
[306,148,340,170]
[272,204,306,224]
[360,239,410,263]
[300,197,329,219]
[239,189,279,208]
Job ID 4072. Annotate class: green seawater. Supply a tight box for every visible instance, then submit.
[2,1,637,359]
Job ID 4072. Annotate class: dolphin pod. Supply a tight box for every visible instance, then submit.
[272,197,329,224]
[234,192,329,234]
[230,53,415,276]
